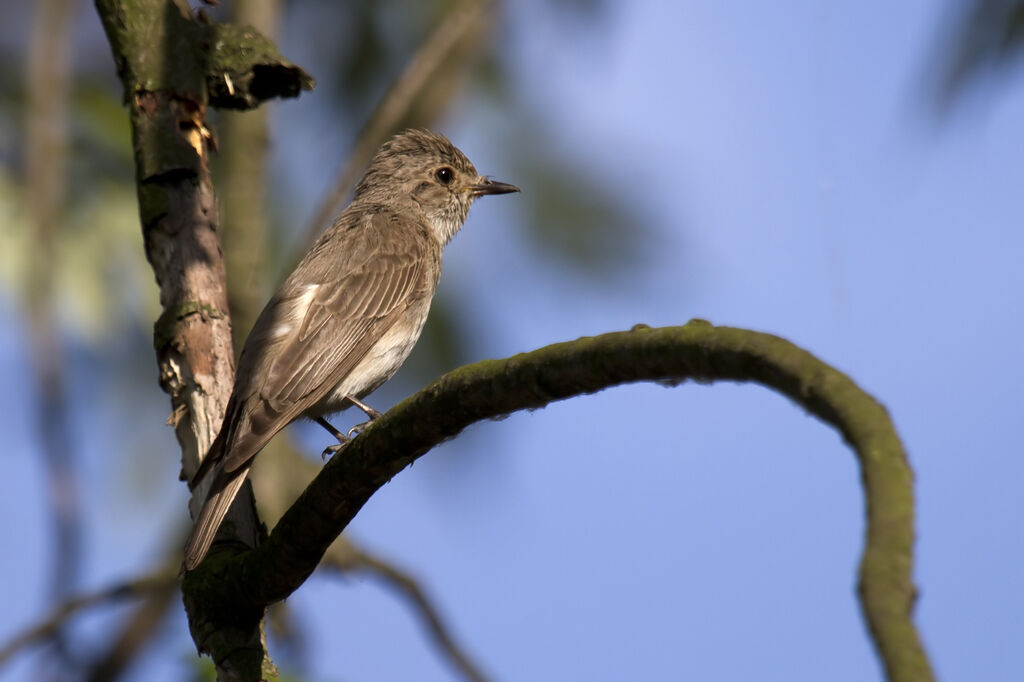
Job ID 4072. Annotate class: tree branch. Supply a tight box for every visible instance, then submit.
[25,0,79,672]
[94,0,312,677]
[251,438,493,680]
[97,5,932,681]
[95,0,236,489]
[0,573,176,667]
[321,538,491,682]
[79,551,186,682]
[217,0,284,353]
[184,320,934,682]
[204,22,313,110]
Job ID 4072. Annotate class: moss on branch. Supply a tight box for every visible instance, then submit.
[187,320,933,682]
[96,0,312,112]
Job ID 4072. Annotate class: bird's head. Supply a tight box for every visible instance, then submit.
[354,129,519,244]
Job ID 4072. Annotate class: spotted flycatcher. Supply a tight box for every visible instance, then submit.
[184,129,518,569]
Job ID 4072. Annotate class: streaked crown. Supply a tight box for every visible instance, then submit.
[353,129,519,244]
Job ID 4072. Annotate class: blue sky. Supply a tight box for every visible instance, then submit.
[2,1,1023,680]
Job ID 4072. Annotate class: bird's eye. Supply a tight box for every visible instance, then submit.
[435,167,454,185]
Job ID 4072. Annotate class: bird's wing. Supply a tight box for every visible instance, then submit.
[220,211,437,473]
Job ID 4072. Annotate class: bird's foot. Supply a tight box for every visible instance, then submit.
[322,439,349,461]
[347,420,372,439]
[316,416,351,460]
[343,394,383,438]
[346,394,384,420]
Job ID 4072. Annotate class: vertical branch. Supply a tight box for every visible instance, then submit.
[94,1,267,677]
[95,0,237,483]
[24,0,78,673]
[219,0,283,349]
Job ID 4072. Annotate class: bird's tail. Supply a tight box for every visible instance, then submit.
[183,464,251,571]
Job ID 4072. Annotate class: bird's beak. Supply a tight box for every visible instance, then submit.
[467,177,521,197]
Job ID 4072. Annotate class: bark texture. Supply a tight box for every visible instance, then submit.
[94,0,310,677]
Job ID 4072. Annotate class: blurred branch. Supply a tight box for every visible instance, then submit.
[24,0,79,673]
[254,439,493,681]
[83,572,180,682]
[932,0,1024,108]
[0,573,176,668]
[321,538,491,682]
[186,320,934,682]
[218,0,284,352]
[249,436,492,679]
[302,0,494,246]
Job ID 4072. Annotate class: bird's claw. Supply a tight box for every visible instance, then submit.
[346,420,372,439]
[322,440,348,461]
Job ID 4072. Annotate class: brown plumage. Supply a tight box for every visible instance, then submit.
[184,130,518,570]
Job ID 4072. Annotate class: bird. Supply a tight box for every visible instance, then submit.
[183,129,519,570]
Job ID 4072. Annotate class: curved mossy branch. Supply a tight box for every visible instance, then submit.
[187,320,934,682]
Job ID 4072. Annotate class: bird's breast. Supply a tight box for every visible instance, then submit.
[308,293,433,416]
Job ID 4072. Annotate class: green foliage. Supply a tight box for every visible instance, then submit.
[0,164,158,344]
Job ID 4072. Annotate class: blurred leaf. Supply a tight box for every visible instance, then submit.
[510,146,651,276]
[0,168,157,345]
[0,51,157,344]
[0,168,28,291]
[0,53,24,170]
[548,0,608,14]
[58,180,159,342]
[65,82,136,212]
[338,0,389,101]
[933,0,1024,106]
